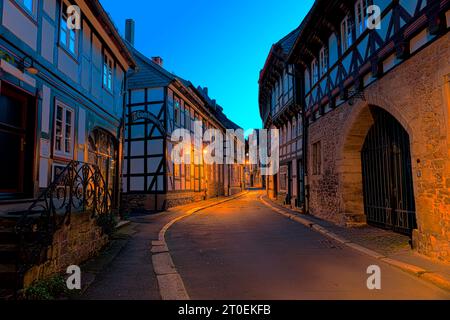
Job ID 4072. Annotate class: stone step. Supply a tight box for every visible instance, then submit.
[0,289,15,300]
[0,228,17,245]
[0,264,18,289]
[0,244,18,264]
[0,264,16,273]
[0,219,17,229]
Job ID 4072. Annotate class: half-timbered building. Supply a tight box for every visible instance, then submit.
[0,0,135,296]
[0,0,135,210]
[259,28,305,210]
[122,21,244,212]
[287,0,450,261]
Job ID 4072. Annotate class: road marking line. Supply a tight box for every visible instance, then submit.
[152,191,250,300]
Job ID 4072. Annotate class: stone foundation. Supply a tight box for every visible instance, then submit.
[165,191,205,208]
[23,211,108,287]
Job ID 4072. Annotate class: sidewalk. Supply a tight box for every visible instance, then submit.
[262,195,450,292]
[75,193,246,300]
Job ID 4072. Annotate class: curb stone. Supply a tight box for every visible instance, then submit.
[153,191,250,300]
[260,195,450,293]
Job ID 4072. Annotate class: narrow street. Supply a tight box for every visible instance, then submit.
[166,191,450,300]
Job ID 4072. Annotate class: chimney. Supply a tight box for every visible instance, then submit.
[152,56,163,67]
[125,19,135,46]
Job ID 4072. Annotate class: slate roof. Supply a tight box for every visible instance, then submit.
[87,1,135,68]
[126,44,177,89]
[277,27,301,55]
[126,41,240,130]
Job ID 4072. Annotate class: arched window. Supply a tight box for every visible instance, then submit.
[88,128,118,205]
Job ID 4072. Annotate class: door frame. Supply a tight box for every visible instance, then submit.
[0,80,37,199]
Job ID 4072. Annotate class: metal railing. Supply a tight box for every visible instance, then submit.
[14,161,112,277]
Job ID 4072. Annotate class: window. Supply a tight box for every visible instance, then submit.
[355,0,369,37]
[174,98,181,126]
[341,15,353,52]
[319,47,328,76]
[312,141,322,175]
[311,59,319,85]
[54,102,74,158]
[60,1,77,55]
[103,52,113,92]
[15,0,34,14]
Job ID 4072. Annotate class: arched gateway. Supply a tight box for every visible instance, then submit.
[361,107,417,235]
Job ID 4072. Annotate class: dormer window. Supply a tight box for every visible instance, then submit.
[355,0,369,37]
[341,15,353,52]
[319,47,328,76]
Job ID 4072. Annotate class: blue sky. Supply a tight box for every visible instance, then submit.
[101,0,314,130]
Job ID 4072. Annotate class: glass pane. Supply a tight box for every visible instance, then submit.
[69,31,76,53]
[23,0,33,12]
[0,96,23,128]
[65,110,72,125]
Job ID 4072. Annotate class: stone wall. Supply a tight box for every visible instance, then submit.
[23,211,108,287]
[307,34,450,261]
[166,191,205,208]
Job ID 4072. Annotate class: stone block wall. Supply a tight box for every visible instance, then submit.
[166,191,205,208]
[307,33,450,261]
[23,211,108,287]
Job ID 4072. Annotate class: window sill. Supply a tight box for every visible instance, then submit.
[53,153,74,162]
[11,1,38,25]
[58,44,79,63]
[103,87,114,96]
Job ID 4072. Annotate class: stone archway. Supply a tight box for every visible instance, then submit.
[335,94,415,227]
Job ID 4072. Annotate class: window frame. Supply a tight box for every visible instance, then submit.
[53,101,75,159]
[355,0,369,37]
[311,59,319,85]
[59,0,79,57]
[319,47,329,77]
[341,15,353,53]
[15,0,35,17]
[103,51,114,93]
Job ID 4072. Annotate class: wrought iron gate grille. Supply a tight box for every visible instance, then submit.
[361,108,417,236]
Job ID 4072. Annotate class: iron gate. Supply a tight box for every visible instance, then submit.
[361,108,417,235]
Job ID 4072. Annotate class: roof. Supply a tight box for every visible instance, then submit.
[259,26,301,84]
[126,44,178,89]
[278,27,302,55]
[126,43,241,130]
[86,0,136,69]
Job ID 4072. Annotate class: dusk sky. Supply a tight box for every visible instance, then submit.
[100,0,314,130]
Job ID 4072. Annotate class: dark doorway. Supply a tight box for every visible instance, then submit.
[288,163,293,204]
[297,159,304,208]
[361,107,417,235]
[0,82,36,199]
[88,128,118,208]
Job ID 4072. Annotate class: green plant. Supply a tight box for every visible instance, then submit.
[25,275,68,300]
[96,212,118,236]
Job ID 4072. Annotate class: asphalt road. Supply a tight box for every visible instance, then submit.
[167,191,450,300]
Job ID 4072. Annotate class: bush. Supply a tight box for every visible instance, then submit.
[25,275,68,300]
[96,212,118,236]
